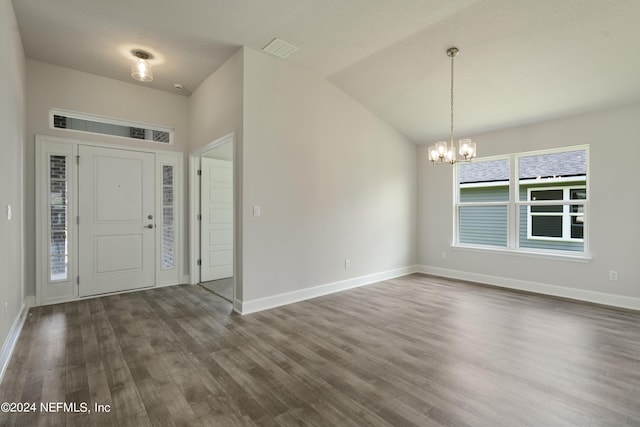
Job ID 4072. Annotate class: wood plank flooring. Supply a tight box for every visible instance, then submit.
[1,274,640,426]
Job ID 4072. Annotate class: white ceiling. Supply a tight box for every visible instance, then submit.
[12,0,640,143]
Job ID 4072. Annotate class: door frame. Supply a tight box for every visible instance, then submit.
[35,134,184,305]
[188,132,238,310]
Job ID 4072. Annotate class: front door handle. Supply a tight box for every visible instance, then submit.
[145,224,154,229]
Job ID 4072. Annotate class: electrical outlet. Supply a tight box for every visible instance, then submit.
[6,205,11,221]
[345,259,350,269]
[253,206,261,217]
[609,270,618,281]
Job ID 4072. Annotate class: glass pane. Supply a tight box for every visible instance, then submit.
[163,207,174,225]
[530,189,562,201]
[459,159,509,184]
[570,188,586,200]
[50,255,68,281]
[571,216,584,239]
[50,206,67,229]
[163,165,174,185]
[49,155,68,281]
[50,181,67,205]
[458,205,507,247]
[532,216,562,238]
[460,186,509,203]
[162,165,175,268]
[50,155,67,179]
[163,185,173,205]
[162,226,175,268]
[531,205,563,213]
[519,150,587,180]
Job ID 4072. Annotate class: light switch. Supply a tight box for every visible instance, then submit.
[253,206,261,217]
[6,205,11,221]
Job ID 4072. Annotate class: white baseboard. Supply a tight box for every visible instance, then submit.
[418,265,640,311]
[0,298,33,382]
[238,265,420,315]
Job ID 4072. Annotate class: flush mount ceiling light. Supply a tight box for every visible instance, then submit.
[428,47,477,165]
[131,50,153,82]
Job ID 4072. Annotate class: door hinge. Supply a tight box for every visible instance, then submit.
[76,155,80,165]
[197,169,202,176]
[76,276,80,285]
[197,259,202,266]
[77,216,80,225]
[197,214,202,221]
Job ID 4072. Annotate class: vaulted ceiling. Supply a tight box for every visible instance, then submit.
[12,0,640,143]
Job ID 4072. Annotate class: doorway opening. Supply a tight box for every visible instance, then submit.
[189,133,237,307]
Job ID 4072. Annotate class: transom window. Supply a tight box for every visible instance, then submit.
[456,146,588,256]
[50,109,173,144]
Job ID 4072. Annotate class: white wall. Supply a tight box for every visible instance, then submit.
[25,60,190,296]
[419,103,640,303]
[242,48,418,304]
[188,48,244,300]
[189,48,243,153]
[0,0,26,358]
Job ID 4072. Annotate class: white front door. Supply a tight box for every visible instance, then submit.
[201,158,233,282]
[78,146,155,297]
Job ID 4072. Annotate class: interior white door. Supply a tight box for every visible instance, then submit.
[201,158,233,282]
[78,146,155,296]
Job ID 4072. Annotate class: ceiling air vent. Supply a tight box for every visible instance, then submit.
[262,38,299,59]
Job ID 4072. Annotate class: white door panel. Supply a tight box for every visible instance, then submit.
[201,158,233,282]
[79,146,155,296]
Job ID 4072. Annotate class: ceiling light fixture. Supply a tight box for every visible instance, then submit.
[428,47,476,165]
[131,50,153,82]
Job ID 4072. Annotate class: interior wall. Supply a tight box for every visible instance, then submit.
[418,103,640,299]
[242,48,418,303]
[188,48,243,153]
[189,48,244,300]
[0,0,26,348]
[25,59,190,296]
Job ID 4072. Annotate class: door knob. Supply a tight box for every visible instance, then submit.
[145,224,154,229]
[148,214,153,220]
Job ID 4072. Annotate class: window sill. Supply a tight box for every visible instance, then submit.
[450,244,592,263]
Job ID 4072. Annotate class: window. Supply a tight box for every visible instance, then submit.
[50,109,173,144]
[49,155,69,281]
[456,146,588,256]
[161,165,175,268]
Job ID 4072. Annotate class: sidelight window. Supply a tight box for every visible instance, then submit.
[49,155,69,281]
[162,165,175,268]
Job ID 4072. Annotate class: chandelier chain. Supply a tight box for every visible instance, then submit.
[450,50,455,145]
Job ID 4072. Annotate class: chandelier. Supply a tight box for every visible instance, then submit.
[428,47,476,165]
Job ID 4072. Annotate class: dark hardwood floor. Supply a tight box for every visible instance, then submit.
[1,274,640,426]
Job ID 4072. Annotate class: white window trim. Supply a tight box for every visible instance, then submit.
[454,144,590,258]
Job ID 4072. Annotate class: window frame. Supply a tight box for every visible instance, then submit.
[454,145,589,258]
